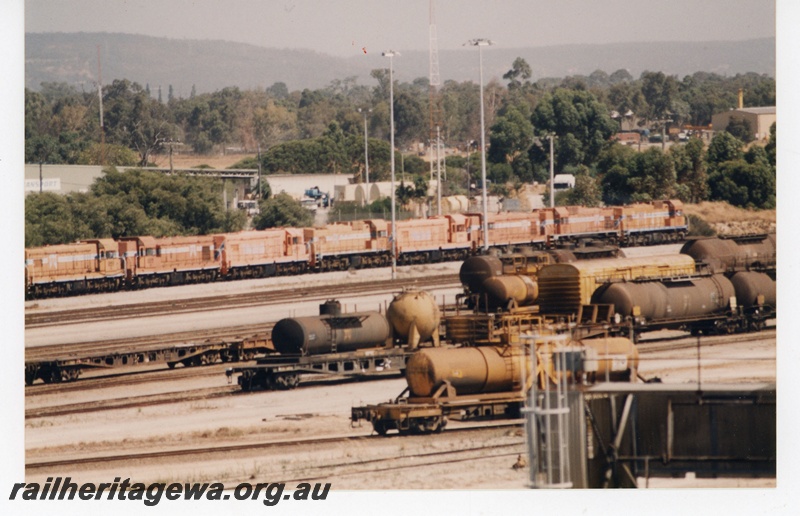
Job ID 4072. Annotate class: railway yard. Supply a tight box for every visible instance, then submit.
[19,242,782,495]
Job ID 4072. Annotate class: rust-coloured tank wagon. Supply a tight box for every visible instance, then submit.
[680,234,776,274]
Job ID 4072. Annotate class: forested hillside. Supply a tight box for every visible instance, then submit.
[26,33,775,94]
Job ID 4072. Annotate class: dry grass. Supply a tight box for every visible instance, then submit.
[684,201,776,235]
[151,153,254,169]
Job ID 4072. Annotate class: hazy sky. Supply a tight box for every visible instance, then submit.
[25,0,776,56]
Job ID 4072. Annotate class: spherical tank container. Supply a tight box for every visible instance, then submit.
[730,272,776,308]
[271,311,391,356]
[592,274,736,320]
[386,290,441,347]
[459,255,503,292]
[405,346,528,397]
[481,275,538,309]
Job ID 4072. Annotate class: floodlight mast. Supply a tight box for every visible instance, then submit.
[465,39,494,251]
[358,107,372,205]
[382,50,399,278]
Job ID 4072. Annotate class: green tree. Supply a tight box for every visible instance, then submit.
[488,104,534,168]
[627,148,676,201]
[708,160,775,209]
[393,90,426,144]
[319,122,350,174]
[600,164,633,206]
[564,173,602,207]
[706,131,744,173]
[725,116,753,143]
[745,145,770,168]
[25,193,79,247]
[103,79,179,165]
[640,71,679,122]
[530,88,617,168]
[503,57,532,91]
[87,168,240,236]
[267,82,290,99]
[607,82,647,122]
[764,122,776,168]
[412,176,429,200]
[670,138,709,203]
[396,180,415,206]
[253,192,314,229]
[609,69,634,85]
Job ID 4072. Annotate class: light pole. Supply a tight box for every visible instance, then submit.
[358,108,372,206]
[548,134,555,208]
[382,50,399,278]
[465,38,493,252]
[436,125,442,216]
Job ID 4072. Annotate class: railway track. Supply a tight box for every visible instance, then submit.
[25,325,776,398]
[25,385,240,419]
[24,363,232,396]
[25,273,460,328]
[635,327,776,354]
[25,422,522,472]
[25,324,274,363]
[274,442,526,485]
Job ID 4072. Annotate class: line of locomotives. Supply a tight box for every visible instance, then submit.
[25,199,688,299]
[25,233,775,387]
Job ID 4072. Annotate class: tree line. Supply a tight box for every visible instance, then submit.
[25,59,776,246]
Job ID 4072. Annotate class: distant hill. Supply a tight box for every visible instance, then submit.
[26,32,775,95]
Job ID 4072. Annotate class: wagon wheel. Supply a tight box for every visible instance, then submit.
[273,373,300,390]
[287,374,300,388]
[373,420,390,436]
[63,369,81,382]
[25,365,38,386]
[423,417,444,434]
[185,355,203,367]
[47,367,62,384]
